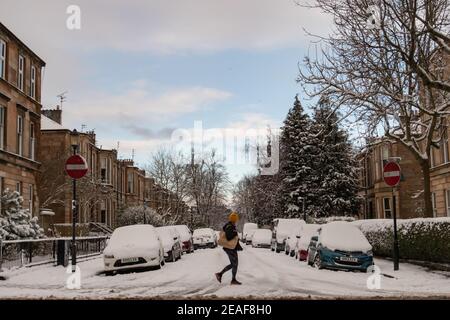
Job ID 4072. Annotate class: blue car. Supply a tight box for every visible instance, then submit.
[307,222,374,272]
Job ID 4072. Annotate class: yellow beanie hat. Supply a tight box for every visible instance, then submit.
[229,212,239,223]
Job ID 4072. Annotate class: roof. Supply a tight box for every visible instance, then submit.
[0,22,46,66]
[41,115,67,130]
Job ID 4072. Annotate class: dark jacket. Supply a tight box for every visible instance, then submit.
[223,221,243,251]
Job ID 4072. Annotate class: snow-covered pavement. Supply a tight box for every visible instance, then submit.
[0,246,449,299]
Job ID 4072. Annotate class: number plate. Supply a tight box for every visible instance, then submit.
[340,256,358,263]
[121,257,139,263]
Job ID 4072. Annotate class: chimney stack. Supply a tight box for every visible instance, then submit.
[42,106,62,124]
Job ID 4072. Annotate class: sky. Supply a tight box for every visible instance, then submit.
[0,0,331,183]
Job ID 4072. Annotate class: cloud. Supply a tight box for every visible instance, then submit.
[63,82,232,129]
[123,125,176,140]
[0,0,331,54]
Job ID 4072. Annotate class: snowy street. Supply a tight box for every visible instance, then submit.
[1,246,449,299]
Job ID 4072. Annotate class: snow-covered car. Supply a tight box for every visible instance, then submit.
[193,228,217,249]
[307,222,374,272]
[103,225,164,274]
[284,224,305,257]
[174,224,194,253]
[242,222,258,243]
[156,226,183,262]
[245,228,257,245]
[271,218,305,253]
[295,224,320,261]
[251,229,272,248]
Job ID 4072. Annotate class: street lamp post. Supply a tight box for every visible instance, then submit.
[143,200,148,224]
[70,143,78,273]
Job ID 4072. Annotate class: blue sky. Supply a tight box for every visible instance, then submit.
[0,0,331,182]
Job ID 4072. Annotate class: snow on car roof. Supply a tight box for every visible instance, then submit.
[193,228,214,235]
[109,225,158,246]
[319,221,372,252]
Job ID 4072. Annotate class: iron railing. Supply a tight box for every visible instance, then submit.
[0,236,108,271]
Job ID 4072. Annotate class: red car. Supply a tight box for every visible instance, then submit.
[174,225,195,253]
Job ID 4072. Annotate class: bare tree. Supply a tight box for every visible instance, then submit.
[298,0,450,217]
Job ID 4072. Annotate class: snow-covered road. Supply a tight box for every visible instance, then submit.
[0,246,449,299]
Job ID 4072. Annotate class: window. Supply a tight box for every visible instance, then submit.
[29,122,35,160]
[28,184,33,215]
[0,106,5,150]
[127,172,134,193]
[16,181,22,195]
[17,115,23,156]
[30,65,36,99]
[442,131,449,164]
[0,177,4,213]
[18,55,24,91]
[381,144,389,166]
[446,190,450,217]
[101,157,112,184]
[0,39,5,79]
[100,200,106,224]
[383,197,392,218]
[432,192,437,217]
[430,147,435,167]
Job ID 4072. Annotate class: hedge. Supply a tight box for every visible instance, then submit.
[352,218,450,263]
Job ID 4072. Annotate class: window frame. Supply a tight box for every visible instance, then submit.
[29,121,35,160]
[432,192,437,217]
[18,54,24,91]
[28,184,33,215]
[446,190,450,217]
[30,65,36,99]
[0,39,6,79]
[17,114,23,156]
[383,197,392,219]
[0,105,5,150]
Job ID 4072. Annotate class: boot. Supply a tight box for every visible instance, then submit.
[230,279,242,285]
[215,273,222,283]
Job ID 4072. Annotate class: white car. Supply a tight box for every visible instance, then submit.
[242,222,258,243]
[174,225,194,253]
[285,226,303,257]
[271,218,306,253]
[156,226,183,262]
[193,228,217,249]
[251,229,272,248]
[245,228,257,245]
[103,225,164,274]
[294,224,320,261]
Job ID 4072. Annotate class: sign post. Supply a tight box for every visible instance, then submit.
[383,160,401,271]
[65,151,88,273]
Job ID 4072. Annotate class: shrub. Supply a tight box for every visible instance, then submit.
[352,218,450,263]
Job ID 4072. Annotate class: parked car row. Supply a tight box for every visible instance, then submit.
[242,220,374,272]
[103,224,197,274]
[193,228,218,249]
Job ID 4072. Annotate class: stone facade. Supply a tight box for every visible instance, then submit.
[0,22,45,217]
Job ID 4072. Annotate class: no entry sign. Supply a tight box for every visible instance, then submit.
[383,161,401,187]
[65,154,88,179]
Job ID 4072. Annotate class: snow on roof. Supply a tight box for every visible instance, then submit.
[41,115,67,130]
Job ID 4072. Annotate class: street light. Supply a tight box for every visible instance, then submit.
[143,200,148,224]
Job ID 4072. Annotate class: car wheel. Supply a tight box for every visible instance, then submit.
[290,250,295,257]
[271,243,275,251]
[313,254,323,269]
[105,271,114,276]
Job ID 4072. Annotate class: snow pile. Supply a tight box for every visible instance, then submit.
[193,228,214,237]
[313,215,356,224]
[0,189,44,240]
[319,221,372,252]
[352,218,450,263]
[103,225,161,258]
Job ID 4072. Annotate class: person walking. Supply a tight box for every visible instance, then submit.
[215,212,243,285]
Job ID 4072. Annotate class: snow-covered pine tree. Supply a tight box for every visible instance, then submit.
[278,95,319,218]
[309,95,360,217]
[0,189,44,240]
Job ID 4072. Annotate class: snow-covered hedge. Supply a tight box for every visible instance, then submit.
[352,218,450,263]
[313,215,356,224]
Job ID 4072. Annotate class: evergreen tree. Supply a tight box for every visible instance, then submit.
[278,95,319,218]
[309,95,360,217]
[0,189,44,240]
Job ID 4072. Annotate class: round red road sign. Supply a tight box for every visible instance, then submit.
[383,161,401,187]
[65,154,88,179]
